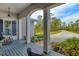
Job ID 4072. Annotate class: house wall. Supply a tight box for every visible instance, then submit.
[19,17,35,40]
[0,11,32,40]
[19,17,26,40]
[0,11,17,20]
[0,11,18,40]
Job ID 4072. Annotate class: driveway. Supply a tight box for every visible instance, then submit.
[50,30,79,43]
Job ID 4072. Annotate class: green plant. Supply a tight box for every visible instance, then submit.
[51,37,79,56]
[0,37,4,41]
[31,34,43,43]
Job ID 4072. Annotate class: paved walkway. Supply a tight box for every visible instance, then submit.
[50,30,79,43]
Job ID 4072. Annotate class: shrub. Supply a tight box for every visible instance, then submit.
[51,37,79,56]
[0,37,4,41]
[31,34,43,43]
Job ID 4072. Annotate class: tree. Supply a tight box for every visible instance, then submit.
[50,17,61,31]
[69,21,74,31]
[34,15,43,34]
[65,20,79,32]
[75,20,79,32]
[61,22,66,30]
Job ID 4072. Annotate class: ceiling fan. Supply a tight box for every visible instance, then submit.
[8,7,11,17]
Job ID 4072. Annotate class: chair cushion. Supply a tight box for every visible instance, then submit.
[2,36,13,45]
[27,48,43,56]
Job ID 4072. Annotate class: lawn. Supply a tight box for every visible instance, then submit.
[50,30,62,34]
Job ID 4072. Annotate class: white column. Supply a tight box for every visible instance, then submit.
[43,8,50,54]
[3,20,5,34]
[21,18,26,39]
[19,20,23,39]
[26,16,31,43]
[30,21,34,38]
[11,21,12,36]
[16,19,19,40]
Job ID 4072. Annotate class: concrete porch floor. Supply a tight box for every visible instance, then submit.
[0,40,63,56]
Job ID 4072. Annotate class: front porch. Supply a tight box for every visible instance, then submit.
[0,3,64,56]
[0,40,63,56]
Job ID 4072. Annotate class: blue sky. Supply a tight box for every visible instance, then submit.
[30,3,79,24]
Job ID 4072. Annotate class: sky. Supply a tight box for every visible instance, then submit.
[30,3,79,24]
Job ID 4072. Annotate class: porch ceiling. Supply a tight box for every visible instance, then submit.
[0,3,31,14]
[0,3,64,18]
[19,3,64,18]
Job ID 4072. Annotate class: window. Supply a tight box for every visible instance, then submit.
[5,21,11,35]
[4,20,16,36]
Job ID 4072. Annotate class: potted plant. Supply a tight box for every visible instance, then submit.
[0,36,4,48]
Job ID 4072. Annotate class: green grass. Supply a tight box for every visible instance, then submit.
[51,37,79,56]
[35,30,62,35]
[71,31,79,34]
[50,30,62,34]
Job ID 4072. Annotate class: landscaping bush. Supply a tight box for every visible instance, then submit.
[51,37,79,56]
[0,37,4,41]
[31,34,43,43]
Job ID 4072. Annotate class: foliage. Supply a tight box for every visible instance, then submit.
[34,16,62,34]
[34,18,43,33]
[35,32,43,35]
[0,37,4,43]
[31,34,43,43]
[64,20,79,33]
[51,37,79,56]
[34,14,79,34]
[50,17,61,31]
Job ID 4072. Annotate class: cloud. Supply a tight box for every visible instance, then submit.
[30,10,43,19]
[50,3,79,24]
[30,3,79,24]
[61,12,79,24]
[50,3,76,14]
